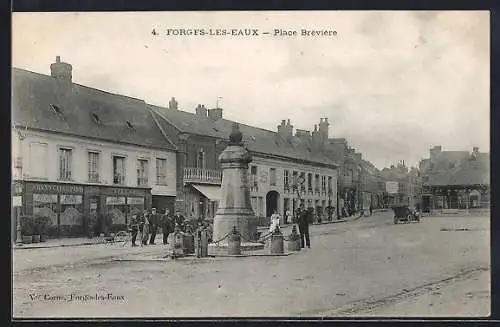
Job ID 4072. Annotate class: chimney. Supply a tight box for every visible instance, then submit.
[278,119,293,140]
[208,108,223,121]
[312,124,322,150]
[319,117,329,142]
[50,56,72,83]
[168,97,178,110]
[195,104,208,117]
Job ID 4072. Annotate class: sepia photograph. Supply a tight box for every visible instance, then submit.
[11,10,490,318]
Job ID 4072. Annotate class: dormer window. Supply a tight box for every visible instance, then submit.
[49,104,62,115]
[91,113,101,125]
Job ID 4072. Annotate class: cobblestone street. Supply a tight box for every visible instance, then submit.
[13,211,490,318]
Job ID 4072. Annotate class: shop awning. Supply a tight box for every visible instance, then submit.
[192,184,221,201]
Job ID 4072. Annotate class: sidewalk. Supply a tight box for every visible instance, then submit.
[14,211,377,250]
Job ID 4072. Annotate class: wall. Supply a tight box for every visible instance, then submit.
[12,130,177,196]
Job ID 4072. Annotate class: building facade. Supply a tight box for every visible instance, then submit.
[12,58,177,238]
[151,105,339,224]
[419,146,489,212]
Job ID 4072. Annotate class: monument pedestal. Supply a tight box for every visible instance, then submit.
[212,124,260,245]
[208,241,264,256]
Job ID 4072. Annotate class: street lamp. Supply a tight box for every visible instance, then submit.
[14,182,23,244]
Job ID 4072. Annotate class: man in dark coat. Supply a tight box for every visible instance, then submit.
[149,208,159,245]
[161,208,174,245]
[297,205,311,249]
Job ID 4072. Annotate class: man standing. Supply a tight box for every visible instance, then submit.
[149,208,158,245]
[297,205,311,249]
[161,208,174,245]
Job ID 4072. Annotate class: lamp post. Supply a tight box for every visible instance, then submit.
[14,183,23,244]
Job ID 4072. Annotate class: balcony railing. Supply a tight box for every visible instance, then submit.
[184,167,222,185]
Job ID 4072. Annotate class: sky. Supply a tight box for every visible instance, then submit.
[12,11,490,169]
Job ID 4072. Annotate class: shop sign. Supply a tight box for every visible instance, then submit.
[109,188,146,197]
[60,195,83,205]
[33,194,58,203]
[128,197,145,205]
[29,183,84,194]
[106,196,126,205]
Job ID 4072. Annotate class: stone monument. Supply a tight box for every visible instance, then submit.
[212,123,259,245]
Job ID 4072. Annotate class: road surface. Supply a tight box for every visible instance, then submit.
[13,211,490,318]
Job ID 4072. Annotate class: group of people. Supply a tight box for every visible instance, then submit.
[268,205,313,249]
[129,208,186,247]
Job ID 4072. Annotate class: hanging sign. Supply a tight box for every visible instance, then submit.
[12,196,22,207]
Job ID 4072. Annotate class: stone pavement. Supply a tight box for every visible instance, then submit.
[13,212,490,317]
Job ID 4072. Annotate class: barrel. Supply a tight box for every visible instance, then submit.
[195,229,209,258]
[227,230,241,255]
[270,233,284,254]
[287,237,301,251]
[183,232,195,254]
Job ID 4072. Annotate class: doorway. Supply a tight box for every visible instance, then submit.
[266,191,280,218]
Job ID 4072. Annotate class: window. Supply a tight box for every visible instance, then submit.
[137,159,149,186]
[299,172,306,192]
[292,171,298,189]
[59,148,72,180]
[88,151,100,182]
[156,158,167,185]
[197,149,206,169]
[250,165,258,187]
[270,168,277,186]
[284,170,290,189]
[307,173,313,191]
[113,156,126,184]
[328,176,333,193]
[315,174,320,192]
[29,142,48,178]
[321,176,327,191]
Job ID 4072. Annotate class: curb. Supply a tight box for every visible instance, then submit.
[13,212,374,250]
[13,241,107,250]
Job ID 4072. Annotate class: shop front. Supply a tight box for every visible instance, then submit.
[21,181,85,237]
[17,181,152,238]
[187,184,220,221]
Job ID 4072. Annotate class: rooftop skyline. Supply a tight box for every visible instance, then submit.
[12,11,489,169]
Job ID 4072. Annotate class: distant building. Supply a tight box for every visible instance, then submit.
[12,58,177,239]
[419,146,489,212]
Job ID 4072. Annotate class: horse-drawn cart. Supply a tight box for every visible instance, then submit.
[392,205,421,224]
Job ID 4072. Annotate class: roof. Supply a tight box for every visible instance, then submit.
[12,68,176,151]
[150,105,339,168]
[425,158,490,186]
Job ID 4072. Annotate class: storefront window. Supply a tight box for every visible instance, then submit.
[128,197,144,219]
[105,196,127,226]
[33,194,58,225]
[60,195,84,236]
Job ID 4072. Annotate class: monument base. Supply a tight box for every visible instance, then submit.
[208,241,264,256]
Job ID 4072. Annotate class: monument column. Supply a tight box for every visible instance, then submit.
[212,123,257,242]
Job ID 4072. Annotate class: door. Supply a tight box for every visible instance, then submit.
[88,196,99,235]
